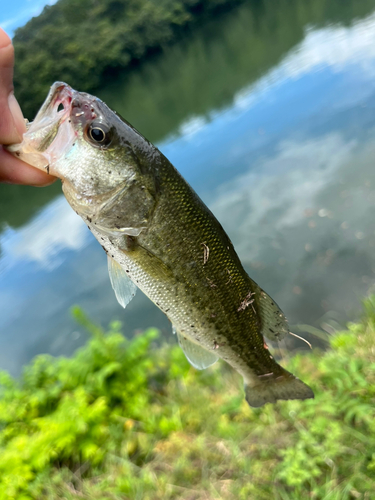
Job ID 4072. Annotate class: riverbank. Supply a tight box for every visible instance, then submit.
[1,300,375,499]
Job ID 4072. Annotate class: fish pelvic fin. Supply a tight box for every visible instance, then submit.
[173,325,219,370]
[245,369,314,408]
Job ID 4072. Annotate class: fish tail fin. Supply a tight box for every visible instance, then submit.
[245,368,314,408]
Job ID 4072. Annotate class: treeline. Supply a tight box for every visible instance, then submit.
[13,0,375,121]
[12,0,244,119]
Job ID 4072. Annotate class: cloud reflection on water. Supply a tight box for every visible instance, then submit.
[211,132,375,326]
[2,7,375,373]
[1,197,88,271]
[234,12,375,115]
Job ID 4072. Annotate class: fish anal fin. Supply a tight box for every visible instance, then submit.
[108,255,137,308]
[245,368,314,408]
[174,326,219,370]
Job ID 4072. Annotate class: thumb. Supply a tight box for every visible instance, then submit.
[0,29,26,145]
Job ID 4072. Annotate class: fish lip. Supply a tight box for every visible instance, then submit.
[34,81,74,127]
[7,82,102,175]
[34,82,99,141]
[6,82,79,173]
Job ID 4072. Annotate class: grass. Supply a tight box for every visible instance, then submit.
[1,300,375,499]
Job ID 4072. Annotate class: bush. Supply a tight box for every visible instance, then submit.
[1,299,375,499]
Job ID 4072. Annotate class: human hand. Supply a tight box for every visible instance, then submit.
[0,28,56,186]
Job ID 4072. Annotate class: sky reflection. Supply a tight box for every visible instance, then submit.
[2,8,375,374]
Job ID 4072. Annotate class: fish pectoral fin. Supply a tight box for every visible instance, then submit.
[173,325,219,370]
[96,223,145,238]
[244,368,314,408]
[107,255,137,308]
[253,283,289,342]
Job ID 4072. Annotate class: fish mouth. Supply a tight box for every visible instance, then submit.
[34,81,73,122]
[7,82,77,176]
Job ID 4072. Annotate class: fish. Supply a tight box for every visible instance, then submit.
[7,82,314,407]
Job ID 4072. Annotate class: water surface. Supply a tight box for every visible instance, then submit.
[2,0,375,374]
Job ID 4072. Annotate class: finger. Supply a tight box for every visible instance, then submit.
[0,28,26,144]
[0,147,57,186]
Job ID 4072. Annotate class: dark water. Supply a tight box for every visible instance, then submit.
[2,0,375,375]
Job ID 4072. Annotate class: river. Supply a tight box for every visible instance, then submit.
[2,0,375,375]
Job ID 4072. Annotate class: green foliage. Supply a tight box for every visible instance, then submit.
[14,0,375,121]
[12,0,245,119]
[1,299,375,499]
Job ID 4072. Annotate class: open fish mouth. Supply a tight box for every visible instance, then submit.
[6,82,77,176]
[33,82,73,123]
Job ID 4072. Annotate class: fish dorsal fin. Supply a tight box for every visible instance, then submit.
[254,284,289,342]
[172,325,219,370]
[108,255,137,308]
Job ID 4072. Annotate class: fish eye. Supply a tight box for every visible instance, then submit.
[86,122,112,147]
[90,127,105,142]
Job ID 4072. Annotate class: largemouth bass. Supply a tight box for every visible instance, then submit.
[8,82,314,407]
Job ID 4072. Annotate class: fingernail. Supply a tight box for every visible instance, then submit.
[8,93,26,141]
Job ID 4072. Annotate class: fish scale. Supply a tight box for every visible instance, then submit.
[8,81,314,407]
[91,161,285,384]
